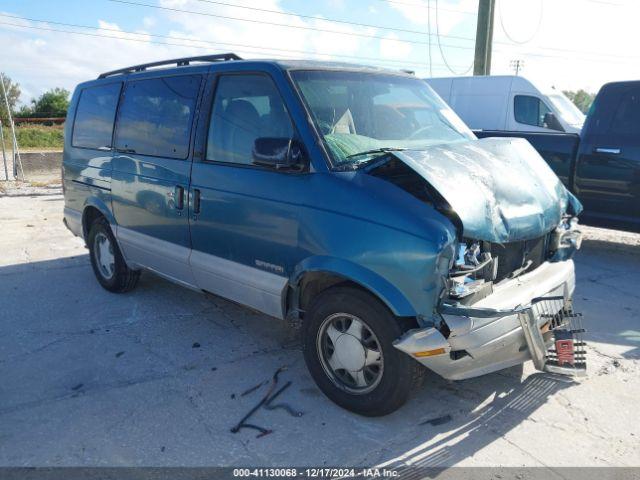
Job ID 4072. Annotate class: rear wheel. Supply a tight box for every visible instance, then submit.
[302,286,421,416]
[87,216,140,293]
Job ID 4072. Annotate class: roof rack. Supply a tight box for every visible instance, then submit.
[98,53,242,79]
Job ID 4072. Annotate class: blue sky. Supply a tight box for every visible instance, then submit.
[1,0,638,104]
[2,0,437,30]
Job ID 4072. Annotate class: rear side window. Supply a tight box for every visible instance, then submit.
[586,83,640,138]
[514,95,552,128]
[609,89,640,137]
[72,83,121,149]
[115,75,201,159]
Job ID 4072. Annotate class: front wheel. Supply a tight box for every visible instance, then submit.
[302,286,422,416]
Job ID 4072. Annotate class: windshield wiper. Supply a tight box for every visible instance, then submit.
[346,147,407,159]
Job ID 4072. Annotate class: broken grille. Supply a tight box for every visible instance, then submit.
[490,234,549,282]
[541,305,587,374]
[521,296,587,376]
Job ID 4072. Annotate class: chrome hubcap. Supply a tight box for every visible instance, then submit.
[94,232,115,280]
[317,313,383,394]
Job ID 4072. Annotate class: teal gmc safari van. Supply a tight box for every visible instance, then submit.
[63,54,585,415]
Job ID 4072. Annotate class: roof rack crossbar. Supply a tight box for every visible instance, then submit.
[98,53,242,79]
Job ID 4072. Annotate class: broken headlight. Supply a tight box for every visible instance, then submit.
[550,217,583,261]
[447,242,497,300]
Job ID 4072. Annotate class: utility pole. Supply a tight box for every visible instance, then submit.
[427,0,433,77]
[0,73,23,179]
[510,59,525,76]
[0,120,8,181]
[473,0,496,76]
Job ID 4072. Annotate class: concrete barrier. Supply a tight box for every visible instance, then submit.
[14,150,62,182]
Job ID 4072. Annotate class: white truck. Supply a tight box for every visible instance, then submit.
[425,75,585,134]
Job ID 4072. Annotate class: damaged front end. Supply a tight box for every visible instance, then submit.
[394,255,587,379]
[393,222,586,380]
[444,214,583,306]
[371,137,587,379]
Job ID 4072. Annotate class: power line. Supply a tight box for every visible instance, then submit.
[106,0,640,61]
[435,0,473,75]
[190,0,463,37]
[584,0,631,5]
[0,19,474,71]
[0,17,424,68]
[2,11,638,69]
[6,16,635,68]
[4,14,403,62]
[3,12,634,66]
[498,0,543,45]
[107,0,479,48]
[376,0,478,15]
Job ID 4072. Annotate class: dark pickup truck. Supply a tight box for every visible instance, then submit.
[476,80,640,231]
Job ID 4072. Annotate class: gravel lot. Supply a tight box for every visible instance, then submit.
[1,183,639,469]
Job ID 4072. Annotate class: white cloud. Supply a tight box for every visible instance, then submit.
[142,16,157,29]
[386,0,430,25]
[0,1,392,104]
[380,33,412,60]
[490,0,640,92]
[0,14,191,105]
[2,0,639,104]
[386,0,476,34]
[156,0,375,61]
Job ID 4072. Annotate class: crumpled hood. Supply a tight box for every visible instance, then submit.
[394,137,583,243]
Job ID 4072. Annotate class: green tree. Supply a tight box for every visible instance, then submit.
[563,89,596,114]
[16,104,34,118]
[30,87,70,118]
[0,73,21,124]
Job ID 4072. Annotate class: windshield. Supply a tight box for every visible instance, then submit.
[547,93,586,127]
[291,70,475,167]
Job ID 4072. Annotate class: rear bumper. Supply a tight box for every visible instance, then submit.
[394,260,579,380]
[63,206,83,239]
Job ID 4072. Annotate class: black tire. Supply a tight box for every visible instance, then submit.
[87,216,140,293]
[302,286,422,416]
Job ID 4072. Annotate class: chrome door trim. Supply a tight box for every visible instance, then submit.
[595,147,621,155]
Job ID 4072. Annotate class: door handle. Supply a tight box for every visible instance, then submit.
[595,147,621,155]
[175,186,184,210]
[193,189,201,214]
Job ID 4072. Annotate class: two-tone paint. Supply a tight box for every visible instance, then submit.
[63,60,457,325]
[63,59,583,381]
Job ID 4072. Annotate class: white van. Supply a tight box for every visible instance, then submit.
[425,75,585,134]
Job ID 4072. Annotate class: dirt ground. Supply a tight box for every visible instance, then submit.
[0,183,639,469]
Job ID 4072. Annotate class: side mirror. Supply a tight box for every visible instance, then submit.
[252,137,306,171]
[543,112,564,132]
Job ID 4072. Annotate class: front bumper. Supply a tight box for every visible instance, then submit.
[394,260,585,380]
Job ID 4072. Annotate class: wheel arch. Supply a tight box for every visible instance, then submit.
[81,197,116,240]
[287,256,417,320]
